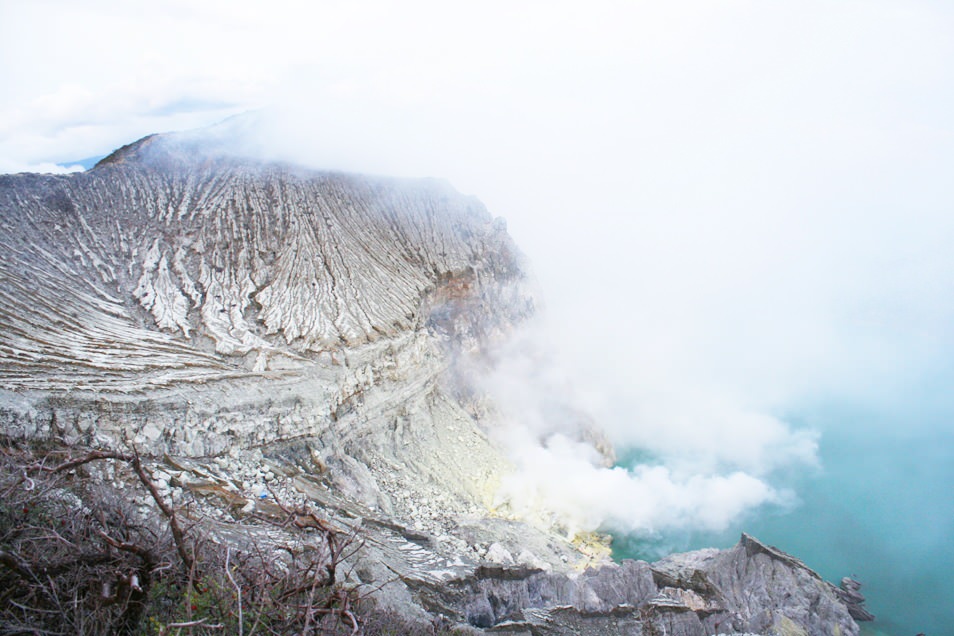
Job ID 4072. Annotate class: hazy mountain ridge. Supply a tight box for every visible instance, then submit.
[0,133,525,391]
[0,133,868,635]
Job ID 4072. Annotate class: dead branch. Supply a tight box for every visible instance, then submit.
[128,450,195,576]
[41,450,133,474]
[159,617,225,634]
[0,547,113,581]
[98,531,155,565]
[224,547,243,636]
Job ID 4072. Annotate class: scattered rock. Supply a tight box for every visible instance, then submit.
[484,543,515,566]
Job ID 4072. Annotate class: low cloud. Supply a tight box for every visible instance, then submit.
[0,158,85,175]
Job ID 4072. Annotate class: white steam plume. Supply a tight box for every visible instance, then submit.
[496,430,782,537]
[479,325,811,538]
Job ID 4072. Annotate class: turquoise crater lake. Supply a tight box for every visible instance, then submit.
[611,402,954,636]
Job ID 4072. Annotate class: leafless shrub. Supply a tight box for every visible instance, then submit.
[0,440,372,636]
[0,444,167,635]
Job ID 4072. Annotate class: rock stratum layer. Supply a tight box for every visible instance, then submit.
[0,132,866,635]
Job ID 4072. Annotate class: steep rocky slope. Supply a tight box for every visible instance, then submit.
[0,132,867,635]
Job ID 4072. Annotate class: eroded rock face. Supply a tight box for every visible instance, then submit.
[0,133,867,635]
[403,533,859,636]
[0,129,535,555]
[0,133,526,388]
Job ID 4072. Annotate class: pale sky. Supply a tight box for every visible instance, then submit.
[3,0,954,474]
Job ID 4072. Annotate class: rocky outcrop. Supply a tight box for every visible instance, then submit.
[0,131,869,635]
[836,577,876,623]
[403,533,863,636]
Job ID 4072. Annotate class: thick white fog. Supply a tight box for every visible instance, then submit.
[3,1,954,538]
